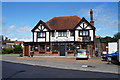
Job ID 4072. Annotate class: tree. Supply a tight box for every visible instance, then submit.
[96,32,120,46]
[113,32,120,42]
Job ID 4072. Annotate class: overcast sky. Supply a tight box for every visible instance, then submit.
[2,2,119,41]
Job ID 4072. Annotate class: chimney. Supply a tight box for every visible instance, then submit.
[90,9,94,26]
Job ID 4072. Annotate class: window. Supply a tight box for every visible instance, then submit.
[52,43,59,51]
[46,45,50,52]
[63,32,67,36]
[66,44,74,51]
[79,30,89,36]
[70,31,74,36]
[37,32,45,38]
[58,32,67,37]
[34,46,38,51]
[40,45,45,51]
[52,32,55,37]
[58,32,62,36]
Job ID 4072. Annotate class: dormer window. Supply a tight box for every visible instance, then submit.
[37,32,45,38]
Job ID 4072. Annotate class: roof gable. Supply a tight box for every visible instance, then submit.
[31,20,51,32]
[73,17,95,30]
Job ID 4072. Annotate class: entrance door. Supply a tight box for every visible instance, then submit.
[24,45,29,56]
[59,45,65,56]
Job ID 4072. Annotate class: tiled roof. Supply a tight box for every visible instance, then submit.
[45,15,81,30]
[14,41,24,44]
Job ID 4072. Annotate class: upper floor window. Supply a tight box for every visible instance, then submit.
[70,31,74,36]
[58,32,67,37]
[37,32,45,38]
[79,30,89,36]
[52,32,55,37]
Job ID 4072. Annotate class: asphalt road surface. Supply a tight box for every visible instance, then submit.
[1,55,120,80]
[2,61,119,79]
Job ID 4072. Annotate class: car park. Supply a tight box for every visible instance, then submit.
[76,49,89,60]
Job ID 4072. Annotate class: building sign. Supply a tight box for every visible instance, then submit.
[51,37,74,42]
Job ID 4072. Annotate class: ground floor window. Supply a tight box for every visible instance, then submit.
[66,43,74,51]
[46,45,50,52]
[40,45,45,51]
[34,45,38,51]
[52,43,59,51]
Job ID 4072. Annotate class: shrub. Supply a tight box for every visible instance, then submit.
[19,53,23,57]
[31,52,34,57]
[2,47,13,54]
[13,45,22,52]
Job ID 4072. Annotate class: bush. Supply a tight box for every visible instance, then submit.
[31,52,34,57]
[2,47,13,54]
[19,53,23,57]
[13,45,22,52]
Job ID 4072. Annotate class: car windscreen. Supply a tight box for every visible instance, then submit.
[77,49,86,53]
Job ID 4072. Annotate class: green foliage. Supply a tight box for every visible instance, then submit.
[31,52,34,56]
[113,32,120,42]
[13,45,22,52]
[97,32,120,46]
[2,47,13,54]
[19,53,23,57]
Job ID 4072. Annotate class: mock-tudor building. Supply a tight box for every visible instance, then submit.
[23,9,96,57]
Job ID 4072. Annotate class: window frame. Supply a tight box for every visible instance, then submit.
[58,31,67,37]
[37,31,46,38]
[79,30,89,37]
[70,31,74,36]
[52,32,55,37]
[34,45,38,51]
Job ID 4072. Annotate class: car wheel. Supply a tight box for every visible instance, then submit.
[107,57,112,62]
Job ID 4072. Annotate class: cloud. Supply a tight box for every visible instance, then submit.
[9,25,15,29]
[6,25,16,34]
[15,26,32,33]
[77,4,118,29]
[10,37,32,42]
[19,38,32,42]
[4,24,32,34]
[96,28,101,31]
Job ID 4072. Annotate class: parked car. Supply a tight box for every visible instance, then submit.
[102,51,118,62]
[76,49,89,60]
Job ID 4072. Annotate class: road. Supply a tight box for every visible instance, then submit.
[1,54,120,79]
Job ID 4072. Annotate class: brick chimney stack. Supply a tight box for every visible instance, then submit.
[90,9,94,26]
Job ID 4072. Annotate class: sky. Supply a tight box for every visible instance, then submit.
[2,2,119,41]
